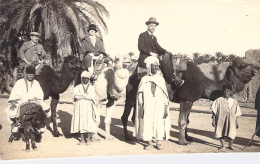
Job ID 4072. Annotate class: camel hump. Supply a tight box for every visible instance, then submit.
[197,62,230,82]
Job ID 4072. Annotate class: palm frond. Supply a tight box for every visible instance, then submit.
[29,3,43,21]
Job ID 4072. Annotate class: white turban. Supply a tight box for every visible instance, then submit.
[81,70,92,78]
[144,56,159,68]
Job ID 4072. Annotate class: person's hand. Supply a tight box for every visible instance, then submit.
[10,104,16,110]
[163,111,168,119]
[236,119,239,129]
[163,105,168,119]
[98,54,104,60]
[9,101,17,110]
[139,104,144,119]
[212,117,216,127]
[150,52,158,57]
[140,110,144,119]
[89,53,95,57]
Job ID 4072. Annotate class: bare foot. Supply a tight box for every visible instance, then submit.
[218,147,225,152]
[144,144,153,150]
[77,141,85,146]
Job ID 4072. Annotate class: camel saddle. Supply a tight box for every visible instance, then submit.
[19,101,42,121]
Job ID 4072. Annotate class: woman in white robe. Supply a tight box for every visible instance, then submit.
[71,70,97,145]
[135,56,171,150]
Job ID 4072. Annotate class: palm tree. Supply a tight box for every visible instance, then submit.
[0,0,109,68]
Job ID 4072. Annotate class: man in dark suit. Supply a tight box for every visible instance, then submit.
[137,17,184,86]
[121,17,183,141]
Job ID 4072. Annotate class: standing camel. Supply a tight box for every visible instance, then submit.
[122,53,259,145]
[36,55,81,137]
[76,56,130,139]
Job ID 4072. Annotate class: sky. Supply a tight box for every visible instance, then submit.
[97,0,260,58]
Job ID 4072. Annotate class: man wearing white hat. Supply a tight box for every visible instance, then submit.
[18,32,51,75]
[134,56,170,150]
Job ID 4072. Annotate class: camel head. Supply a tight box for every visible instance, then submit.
[114,56,131,71]
[63,55,81,75]
[227,57,259,84]
[110,56,130,98]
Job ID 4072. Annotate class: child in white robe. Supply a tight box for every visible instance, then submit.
[71,70,97,145]
[211,84,241,151]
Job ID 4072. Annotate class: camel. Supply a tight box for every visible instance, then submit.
[121,53,259,145]
[76,56,130,139]
[36,55,81,137]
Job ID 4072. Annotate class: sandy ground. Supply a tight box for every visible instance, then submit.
[0,90,260,160]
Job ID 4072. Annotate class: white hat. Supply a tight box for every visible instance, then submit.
[81,70,92,78]
[144,56,159,68]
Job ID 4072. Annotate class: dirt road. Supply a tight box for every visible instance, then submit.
[0,95,259,160]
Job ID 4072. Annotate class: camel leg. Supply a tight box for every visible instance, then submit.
[121,98,135,141]
[24,130,30,152]
[104,99,115,140]
[51,95,62,137]
[31,134,37,151]
[185,113,192,141]
[178,101,193,145]
[91,102,102,142]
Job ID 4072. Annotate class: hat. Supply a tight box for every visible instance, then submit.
[223,84,232,91]
[29,32,41,38]
[26,65,36,74]
[145,17,159,26]
[87,24,97,32]
[81,69,92,78]
[144,56,159,68]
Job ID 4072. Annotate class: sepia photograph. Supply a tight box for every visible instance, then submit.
[0,0,259,162]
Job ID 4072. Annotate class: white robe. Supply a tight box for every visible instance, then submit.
[70,83,98,134]
[211,97,242,139]
[7,78,49,119]
[134,74,171,141]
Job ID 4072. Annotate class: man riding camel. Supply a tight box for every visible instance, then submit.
[81,24,107,70]
[137,17,184,87]
[121,17,185,140]
[18,32,51,75]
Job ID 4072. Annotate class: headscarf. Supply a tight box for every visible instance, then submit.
[144,56,160,75]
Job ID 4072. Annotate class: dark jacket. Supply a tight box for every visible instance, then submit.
[138,31,166,68]
[81,36,105,56]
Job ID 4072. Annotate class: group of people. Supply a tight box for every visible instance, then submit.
[6,17,259,151]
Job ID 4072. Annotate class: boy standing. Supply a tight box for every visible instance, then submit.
[211,84,242,151]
